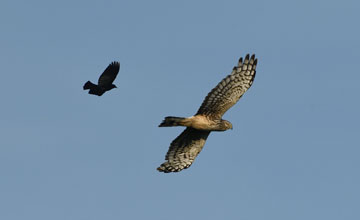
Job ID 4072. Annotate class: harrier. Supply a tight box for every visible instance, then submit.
[83,61,120,96]
[158,54,257,173]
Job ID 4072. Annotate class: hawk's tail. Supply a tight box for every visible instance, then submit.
[83,81,96,90]
[159,116,191,127]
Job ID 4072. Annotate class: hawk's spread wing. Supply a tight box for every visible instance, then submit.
[196,54,257,119]
[157,128,211,173]
[98,61,120,87]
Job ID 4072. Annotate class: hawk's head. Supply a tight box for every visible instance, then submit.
[219,119,233,131]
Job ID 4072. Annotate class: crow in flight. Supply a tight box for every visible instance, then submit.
[83,61,120,96]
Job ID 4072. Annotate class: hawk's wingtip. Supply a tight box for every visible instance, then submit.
[157,166,169,173]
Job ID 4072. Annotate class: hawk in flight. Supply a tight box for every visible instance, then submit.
[158,54,257,173]
[83,61,120,96]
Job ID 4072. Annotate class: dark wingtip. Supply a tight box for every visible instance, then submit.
[157,165,180,173]
[111,61,120,66]
[110,61,120,73]
[157,166,167,173]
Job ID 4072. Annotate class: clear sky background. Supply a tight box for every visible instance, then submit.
[0,0,359,219]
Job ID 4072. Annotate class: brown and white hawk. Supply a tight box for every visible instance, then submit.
[158,54,257,173]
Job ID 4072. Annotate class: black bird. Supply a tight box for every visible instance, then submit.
[83,61,120,96]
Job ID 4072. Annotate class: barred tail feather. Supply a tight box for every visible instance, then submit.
[158,116,191,127]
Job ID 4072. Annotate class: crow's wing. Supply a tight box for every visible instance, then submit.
[98,61,120,87]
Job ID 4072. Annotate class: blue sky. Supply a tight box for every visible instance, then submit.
[0,0,359,219]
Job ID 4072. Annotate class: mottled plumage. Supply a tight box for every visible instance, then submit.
[158,128,211,173]
[83,61,120,96]
[158,54,257,173]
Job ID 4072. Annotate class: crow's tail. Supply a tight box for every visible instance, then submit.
[83,81,96,90]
